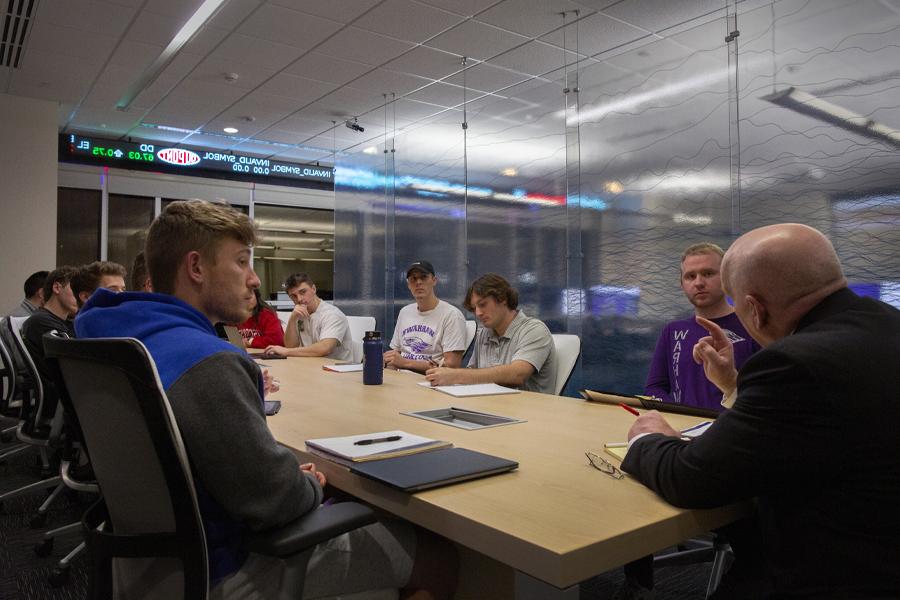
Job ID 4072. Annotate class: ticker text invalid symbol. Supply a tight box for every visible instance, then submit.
[77,141,90,150]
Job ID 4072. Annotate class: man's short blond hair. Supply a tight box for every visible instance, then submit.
[681,242,725,263]
[146,200,257,295]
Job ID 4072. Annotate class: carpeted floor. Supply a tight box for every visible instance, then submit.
[1,432,714,600]
[0,438,92,600]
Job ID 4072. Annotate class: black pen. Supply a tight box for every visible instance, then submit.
[354,435,402,446]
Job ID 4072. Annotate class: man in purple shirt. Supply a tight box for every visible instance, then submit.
[620,243,762,600]
[645,242,760,412]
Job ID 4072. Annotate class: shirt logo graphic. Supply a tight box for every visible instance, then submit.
[403,334,431,354]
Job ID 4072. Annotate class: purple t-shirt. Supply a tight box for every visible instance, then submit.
[645,312,760,412]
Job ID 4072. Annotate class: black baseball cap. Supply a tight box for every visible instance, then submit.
[406,261,435,278]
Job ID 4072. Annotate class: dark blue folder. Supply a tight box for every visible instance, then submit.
[349,447,518,492]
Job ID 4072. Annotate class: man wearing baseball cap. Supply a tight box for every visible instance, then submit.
[384,261,467,373]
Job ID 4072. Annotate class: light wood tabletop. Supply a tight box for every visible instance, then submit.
[261,357,749,590]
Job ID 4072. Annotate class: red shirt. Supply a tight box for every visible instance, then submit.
[238,309,284,348]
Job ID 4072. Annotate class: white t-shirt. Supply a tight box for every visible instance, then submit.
[390,300,467,365]
[296,300,353,362]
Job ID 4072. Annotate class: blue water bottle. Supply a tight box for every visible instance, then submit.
[363,330,383,385]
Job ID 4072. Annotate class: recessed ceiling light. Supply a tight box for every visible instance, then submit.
[362,146,378,155]
[603,180,624,194]
[500,167,518,177]
[223,127,239,134]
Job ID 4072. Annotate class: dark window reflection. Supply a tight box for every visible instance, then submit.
[108,194,154,280]
[57,187,101,266]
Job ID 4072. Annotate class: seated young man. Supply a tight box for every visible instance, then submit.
[264,273,353,362]
[425,273,557,394]
[384,260,467,373]
[21,266,79,420]
[70,261,127,309]
[75,200,455,599]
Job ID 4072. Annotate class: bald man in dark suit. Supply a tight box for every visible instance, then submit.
[622,224,900,598]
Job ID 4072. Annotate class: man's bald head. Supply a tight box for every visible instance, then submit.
[722,224,846,345]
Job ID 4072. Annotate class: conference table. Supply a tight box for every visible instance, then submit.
[262,357,748,599]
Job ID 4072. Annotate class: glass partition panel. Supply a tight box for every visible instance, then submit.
[334,150,391,329]
[389,109,467,340]
[577,16,732,393]
[737,0,900,305]
[253,204,334,301]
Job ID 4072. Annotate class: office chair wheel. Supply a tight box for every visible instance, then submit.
[48,565,69,587]
[30,512,48,528]
[34,538,53,557]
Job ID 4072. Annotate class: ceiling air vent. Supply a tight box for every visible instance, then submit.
[1,0,36,69]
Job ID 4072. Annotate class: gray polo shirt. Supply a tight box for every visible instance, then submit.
[468,310,557,394]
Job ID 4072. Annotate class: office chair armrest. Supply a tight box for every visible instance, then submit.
[247,502,376,558]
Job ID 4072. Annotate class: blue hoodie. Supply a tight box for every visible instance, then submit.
[75,289,263,584]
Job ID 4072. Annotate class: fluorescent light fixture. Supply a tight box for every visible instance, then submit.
[500,167,518,177]
[116,0,230,110]
[223,127,239,134]
[298,258,333,262]
[261,256,300,261]
[673,213,713,226]
[362,146,378,155]
[761,87,900,148]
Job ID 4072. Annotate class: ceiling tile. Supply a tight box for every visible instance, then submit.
[405,81,468,107]
[599,0,723,34]
[477,0,592,37]
[189,55,278,90]
[314,27,415,66]
[269,0,381,24]
[35,0,136,35]
[383,46,465,79]
[237,4,343,49]
[391,98,450,123]
[539,12,648,57]
[25,20,120,62]
[182,26,231,57]
[139,108,207,131]
[488,40,567,76]
[68,106,142,134]
[444,62,530,93]
[108,40,165,71]
[128,11,188,46]
[284,52,372,86]
[307,87,388,121]
[211,34,307,71]
[142,0,205,20]
[258,74,336,104]
[204,0,266,30]
[275,116,333,136]
[151,81,247,122]
[262,129,323,144]
[347,69,434,97]
[356,0,463,43]
[426,20,528,60]
[274,145,334,162]
[417,0,503,17]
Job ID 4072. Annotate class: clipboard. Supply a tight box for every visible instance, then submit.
[580,389,721,419]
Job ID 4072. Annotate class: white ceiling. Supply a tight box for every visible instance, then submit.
[1,0,737,162]
[3,0,900,201]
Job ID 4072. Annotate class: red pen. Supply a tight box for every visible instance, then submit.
[619,403,640,417]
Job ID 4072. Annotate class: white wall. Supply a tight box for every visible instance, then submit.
[0,93,58,313]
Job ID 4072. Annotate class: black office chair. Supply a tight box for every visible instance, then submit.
[0,316,63,515]
[44,335,377,600]
[0,327,27,451]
